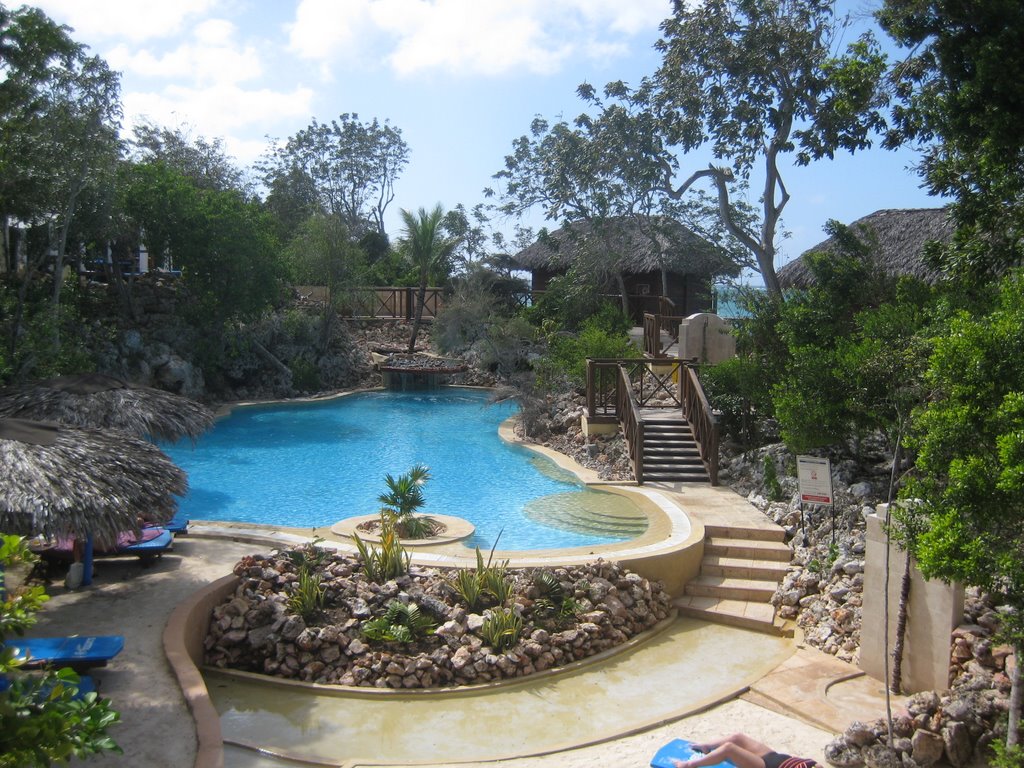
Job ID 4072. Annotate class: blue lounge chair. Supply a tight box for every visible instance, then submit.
[4,635,125,672]
[0,672,97,700]
[35,527,173,565]
[147,511,189,535]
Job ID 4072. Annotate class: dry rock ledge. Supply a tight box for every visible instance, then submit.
[204,548,671,689]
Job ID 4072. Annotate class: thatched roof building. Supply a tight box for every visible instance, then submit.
[513,217,737,319]
[777,208,954,289]
[513,217,734,277]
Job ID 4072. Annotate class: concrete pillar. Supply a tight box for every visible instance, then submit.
[860,507,963,693]
[678,313,735,364]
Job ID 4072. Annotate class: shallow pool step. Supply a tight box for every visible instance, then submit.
[523,506,649,538]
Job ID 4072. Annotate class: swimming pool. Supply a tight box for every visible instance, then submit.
[163,389,646,550]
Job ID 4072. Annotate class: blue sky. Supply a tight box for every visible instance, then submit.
[34,0,939,278]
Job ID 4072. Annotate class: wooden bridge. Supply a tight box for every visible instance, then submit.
[585,356,719,485]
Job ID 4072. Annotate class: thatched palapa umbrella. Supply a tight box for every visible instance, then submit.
[0,417,187,544]
[0,373,214,442]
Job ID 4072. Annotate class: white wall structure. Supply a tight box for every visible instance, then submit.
[678,313,736,365]
[860,506,964,693]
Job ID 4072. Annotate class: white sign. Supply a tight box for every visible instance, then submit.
[797,456,834,504]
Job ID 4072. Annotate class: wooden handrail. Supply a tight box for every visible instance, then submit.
[617,366,645,484]
[642,312,685,358]
[587,357,719,485]
[681,363,720,485]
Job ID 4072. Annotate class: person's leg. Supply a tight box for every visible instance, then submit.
[673,742,767,768]
[693,733,773,757]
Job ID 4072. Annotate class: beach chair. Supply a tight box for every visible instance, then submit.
[34,527,174,564]
[4,635,125,672]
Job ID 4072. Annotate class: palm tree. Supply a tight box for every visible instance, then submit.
[399,205,460,353]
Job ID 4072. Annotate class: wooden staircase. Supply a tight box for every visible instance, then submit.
[641,418,708,484]
[674,524,794,635]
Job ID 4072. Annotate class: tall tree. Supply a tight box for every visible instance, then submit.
[398,205,459,353]
[130,122,249,194]
[902,270,1024,752]
[0,4,79,273]
[879,0,1024,279]
[260,114,409,239]
[654,0,890,297]
[494,87,744,315]
[284,213,366,354]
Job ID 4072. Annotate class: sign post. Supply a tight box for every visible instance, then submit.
[796,456,835,547]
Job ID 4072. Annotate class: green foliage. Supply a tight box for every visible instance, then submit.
[377,465,440,539]
[763,455,784,502]
[903,270,1024,647]
[530,570,579,628]
[537,308,639,391]
[656,0,888,293]
[990,740,1024,768]
[288,568,325,622]
[0,535,121,765]
[353,527,410,582]
[879,0,1024,281]
[361,600,435,644]
[699,356,775,447]
[277,538,331,573]
[289,357,320,393]
[479,608,523,652]
[398,204,461,352]
[448,546,513,610]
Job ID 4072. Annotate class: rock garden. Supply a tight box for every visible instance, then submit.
[204,542,672,689]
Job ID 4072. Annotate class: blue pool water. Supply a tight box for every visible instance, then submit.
[163,389,642,550]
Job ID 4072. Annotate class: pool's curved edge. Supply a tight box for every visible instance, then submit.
[164,573,238,768]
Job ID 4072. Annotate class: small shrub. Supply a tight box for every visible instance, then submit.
[479,607,522,652]
[449,568,484,611]
[289,357,320,392]
[763,455,784,502]
[353,527,410,582]
[362,601,436,644]
[288,568,324,621]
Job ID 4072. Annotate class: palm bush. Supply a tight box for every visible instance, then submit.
[378,465,441,539]
[361,600,436,644]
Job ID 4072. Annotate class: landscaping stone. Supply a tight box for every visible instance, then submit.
[205,547,671,690]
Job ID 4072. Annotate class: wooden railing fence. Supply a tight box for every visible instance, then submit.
[586,357,719,485]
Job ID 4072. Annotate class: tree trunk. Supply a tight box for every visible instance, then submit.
[891,551,912,694]
[251,338,292,381]
[615,272,629,319]
[408,277,427,353]
[1009,640,1021,748]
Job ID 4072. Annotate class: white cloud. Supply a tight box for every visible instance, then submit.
[33,0,218,44]
[106,20,263,85]
[122,84,315,163]
[286,0,669,78]
[286,0,372,61]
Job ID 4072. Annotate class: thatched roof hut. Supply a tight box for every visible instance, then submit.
[0,373,214,443]
[778,208,954,289]
[513,216,735,277]
[0,418,186,545]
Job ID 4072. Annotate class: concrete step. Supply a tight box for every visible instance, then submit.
[685,575,779,601]
[705,536,792,562]
[673,595,792,636]
[704,524,787,543]
[643,470,708,483]
[702,555,790,582]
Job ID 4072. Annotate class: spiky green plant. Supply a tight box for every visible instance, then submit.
[449,567,484,611]
[288,568,325,621]
[353,526,410,582]
[479,607,522,652]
